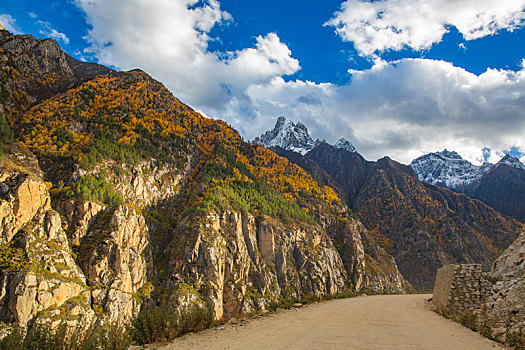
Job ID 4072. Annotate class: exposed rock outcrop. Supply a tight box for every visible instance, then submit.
[167,210,347,320]
[483,231,525,340]
[0,29,112,114]
[0,145,93,328]
[0,145,154,328]
[412,151,525,222]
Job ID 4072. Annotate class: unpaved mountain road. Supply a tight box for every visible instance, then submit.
[157,294,503,350]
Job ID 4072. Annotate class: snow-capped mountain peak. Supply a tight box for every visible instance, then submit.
[254,117,317,154]
[410,149,488,190]
[497,154,525,170]
[334,138,357,153]
[439,149,463,160]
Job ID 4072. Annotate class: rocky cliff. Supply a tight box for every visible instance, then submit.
[0,145,95,329]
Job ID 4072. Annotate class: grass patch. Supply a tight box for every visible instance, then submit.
[61,172,123,206]
[131,304,213,345]
[267,288,368,312]
[0,322,130,350]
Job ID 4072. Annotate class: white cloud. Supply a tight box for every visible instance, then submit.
[325,0,525,56]
[28,12,37,19]
[74,0,299,111]
[231,59,525,165]
[37,20,70,44]
[0,14,22,34]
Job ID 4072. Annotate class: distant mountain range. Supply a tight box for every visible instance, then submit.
[254,116,357,155]
[255,117,524,290]
[411,150,525,222]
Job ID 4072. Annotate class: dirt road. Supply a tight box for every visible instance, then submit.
[158,294,503,350]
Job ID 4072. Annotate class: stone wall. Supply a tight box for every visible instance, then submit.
[432,264,490,313]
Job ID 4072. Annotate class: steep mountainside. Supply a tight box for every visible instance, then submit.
[0,30,112,116]
[412,151,525,222]
[0,29,410,334]
[272,140,523,291]
[470,157,525,222]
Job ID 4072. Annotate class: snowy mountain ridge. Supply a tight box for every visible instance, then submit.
[254,117,357,155]
[254,117,318,155]
[410,150,524,190]
[334,138,357,153]
[497,154,525,170]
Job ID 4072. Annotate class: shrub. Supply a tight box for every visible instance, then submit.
[506,328,525,350]
[0,114,13,157]
[456,310,478,331]
[131,304,213,345]
[0,241,29,273]
[200,178,315,225]
[0,322,130,350]
[63,173,123,206]
[0,327,24,350]
[79,132,141,169]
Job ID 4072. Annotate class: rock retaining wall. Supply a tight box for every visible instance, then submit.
[432,264,490,313]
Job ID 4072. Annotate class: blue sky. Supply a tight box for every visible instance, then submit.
[1,0,525,164]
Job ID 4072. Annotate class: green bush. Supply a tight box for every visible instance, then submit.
[0,322,130,350]
[0,114,13,157]
[131,304,213,345]
[79,132,141,169]
[0,327,24,350]
[63,173,123,206]
[0,241,29,273]
[197,175,315,225]
[456,310,478,331]
[506,328,525,350]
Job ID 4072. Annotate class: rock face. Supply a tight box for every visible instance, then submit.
[168,211,347,320]
[483,231,525,339]
[270,146,412,293]
[468,156,525,222]
[335,218,412,293]
[411,151,525,222]
[0,145,94,328]
[411,150,489,190]
[0,29,112,118]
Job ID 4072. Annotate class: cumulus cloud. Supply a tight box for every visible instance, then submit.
[27,14,71,45]
[325,0,525,56]
[38,24,70,44]
[0,14,22,34]
[74,0,299,111]
[232,59,525,165]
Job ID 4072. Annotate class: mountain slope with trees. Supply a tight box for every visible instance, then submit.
[0,28,411,344]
